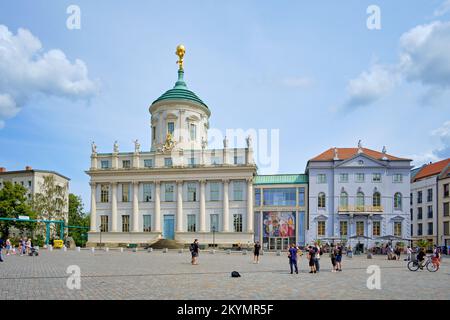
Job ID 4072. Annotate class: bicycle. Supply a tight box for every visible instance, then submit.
[407,255,439,272]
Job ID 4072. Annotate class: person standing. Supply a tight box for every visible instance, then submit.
[26,238,32,255]
[190,239,199,265]
[432,245,441,271]
[406,246,412,261]
[0,238,4,262]
[307,245,317,274]
[314,242,321,272]
[330,245,337,272]
[288,243,298,274]
[253,241,261,264]
[335,244,343,272]
[5,238,11,256]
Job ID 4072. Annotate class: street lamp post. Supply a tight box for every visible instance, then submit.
[99,224,102,249]
[212,226,216,248]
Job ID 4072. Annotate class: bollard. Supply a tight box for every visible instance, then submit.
[91,247,95,253]
[49,245,53,252]
[63,246,67,252]
[226,249,231,255]
[76,247,80,252]
[178,249,183,254]
[276,250,281,256]
[120,248,124,253]
[147,248,153,253]
[105,247,109,252]
[242,250,248,255]
[210,249,216,254]
[163,248,168,253]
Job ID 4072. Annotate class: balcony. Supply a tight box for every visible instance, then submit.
[338,205,383,214]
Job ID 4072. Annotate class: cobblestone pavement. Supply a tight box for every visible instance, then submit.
[0,249,449,300]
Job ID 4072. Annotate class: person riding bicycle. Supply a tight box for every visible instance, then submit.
[417,247,426,270]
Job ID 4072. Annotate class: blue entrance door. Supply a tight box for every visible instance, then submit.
[163,215,175,240]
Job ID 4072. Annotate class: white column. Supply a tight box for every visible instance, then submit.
[176,180,183,232]
[132,181,139,232]
[90,182,97,232]
[154,181,161,232]
[199,180,206,232]
[246,178,254,233]
[111,182,118,232]
[223,179,230,232]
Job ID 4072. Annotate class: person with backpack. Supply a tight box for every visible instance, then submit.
[335,244,343,272]
[253,241,261,264]
[190,239,199,265]
[307,245,317,274]
[330,244,337,272]
[287,243,299,274]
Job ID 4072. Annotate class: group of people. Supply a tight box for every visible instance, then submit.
[287,242,344,274]
[0,238,33,262]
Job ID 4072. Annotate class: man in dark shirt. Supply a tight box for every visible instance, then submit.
[288,243,299,274]
[417,248,426,269]
[253,241,261,264]
[190,239,199,265]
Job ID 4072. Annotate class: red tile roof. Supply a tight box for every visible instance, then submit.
[310,148,409,161]
[413,158,450,181]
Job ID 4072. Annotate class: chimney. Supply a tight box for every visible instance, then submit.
[0,167,6,173]
[25,166,32,171]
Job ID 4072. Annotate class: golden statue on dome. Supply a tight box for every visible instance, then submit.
[176,44,185,70]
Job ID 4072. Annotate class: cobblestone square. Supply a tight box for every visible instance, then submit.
[0,249,449,300]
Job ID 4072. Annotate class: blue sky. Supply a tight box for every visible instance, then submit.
[1,0,450,207]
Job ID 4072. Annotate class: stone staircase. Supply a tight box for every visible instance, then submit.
[149,239,185,249]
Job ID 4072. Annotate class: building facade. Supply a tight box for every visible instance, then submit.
[437,164,450,247]
[253,174,308,251]
[87,47,257,246]
[306,143,412,248]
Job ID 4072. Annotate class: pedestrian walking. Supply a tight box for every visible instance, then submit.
[5,238,11,256]
[253,241,261,264]
[190,239,199,265]
[335,244,343,272]
[432,245,441,271]
[330,245,337,272]
[288,243,299,274]
[405,246,412,261]
[314,242,321,272]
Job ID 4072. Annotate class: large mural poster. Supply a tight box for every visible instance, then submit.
[263,211,296,238]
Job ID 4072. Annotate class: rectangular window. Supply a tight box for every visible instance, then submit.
[143,183,152,202]
[100,184,109,203]
[210,182,220,201]
[317,174,326,184]
[427,222,433,235]
[356,221,364,236]
[152,126,156,141]
[393,174,403,183]
[418,223,423,236]
[122,160,131,169]
[165,184,174,202]
[210,214,219,232]
[340,221,348,237]
[317,221,325,237]
[372,173,381,182]
[427,188,433,202]
[122,215,130,232]
[417,191,422,204]
[263,188,296,206]
[444,184,449,197]
[234,156,244,165]
[255,188,261,206]
[144,159,153,168]
[394,222,402,237]
[187,214,196,232]
[100,215,109,232]
[168,122,174,135]
[28,181,32,187]
[233,181,244,201]
[101,160,110,169]
[410,193,413,205]
[122,183,130,202]
[444,221,449,236]
[444,202,449,217]
[188,157,196,166]
[298,187,305,206]
[211,156,221,165]
[143,215,151,232]
[418,207,423,220]
[355,173,365,183]
[411,224,413,237]
[373,221,381,237]
[427,205,433,219]
[187,183,197,201]
[189,124,196,141]
[339,173,348,183]
[233,214,242,232]
[410,208,413,221]
[164,158,173,167]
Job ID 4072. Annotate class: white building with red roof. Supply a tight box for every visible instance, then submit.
[305,141,412,249]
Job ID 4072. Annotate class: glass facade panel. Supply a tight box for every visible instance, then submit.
[255,188,261,206]
[187,214,196,232]
[263,188,296,206]
[210,182,220,201]
[298,187,305,206]
[143,183,152,202]
[143,215,151,232]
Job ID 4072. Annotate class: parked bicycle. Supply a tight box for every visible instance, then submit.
[407,255,439,272]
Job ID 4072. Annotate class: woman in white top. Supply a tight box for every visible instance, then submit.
[406,246,412,261]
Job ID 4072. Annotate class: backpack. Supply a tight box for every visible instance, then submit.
[231,271,241,277]
[189,243,194,252]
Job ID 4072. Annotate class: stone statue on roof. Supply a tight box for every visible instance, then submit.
[134,139,140,153]
[113,141,119,153]
[91,141,97,154]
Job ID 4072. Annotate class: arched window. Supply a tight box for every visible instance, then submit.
[356,192,365,211]
[340,191,348,210]
[318,192,326,209]
[373,192,381,208]
[394,192,402,210]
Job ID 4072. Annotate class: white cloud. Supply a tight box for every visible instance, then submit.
[0,25,99,128]
[344,20,450,109]
[431,120,450,158]
[434,0,450,16]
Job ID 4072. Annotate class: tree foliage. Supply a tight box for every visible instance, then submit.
[68,194,89,246]
[0,181,36,238]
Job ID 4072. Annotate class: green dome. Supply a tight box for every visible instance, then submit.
[152,70,208,108]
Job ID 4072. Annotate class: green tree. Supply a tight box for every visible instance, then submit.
[32,175,68,238]
[68,194,89,246]
[0,181,36,238]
